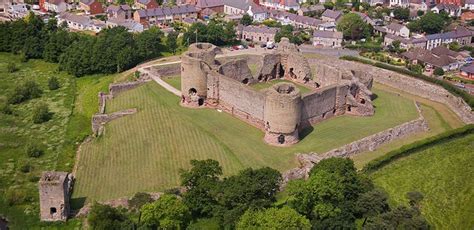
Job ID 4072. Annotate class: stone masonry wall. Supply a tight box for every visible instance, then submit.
[92,109,138,136]
[215,74,266,121]
[301,85,337,123]
[281,102,429,186]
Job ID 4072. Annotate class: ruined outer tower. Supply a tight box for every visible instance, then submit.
[181,43,220,106]
[38,171,73,221]
[264,83,302,145]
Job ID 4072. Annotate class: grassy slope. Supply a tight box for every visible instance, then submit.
[0,53,81,228]
[72,81,419,201]
[351,83,464,168]
[371,134,474,229]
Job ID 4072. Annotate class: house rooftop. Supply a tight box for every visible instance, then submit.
[313,30,343,39]
[321,9,342,19]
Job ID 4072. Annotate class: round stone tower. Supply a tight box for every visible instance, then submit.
[264,82,302,146]
[181,43,219,107]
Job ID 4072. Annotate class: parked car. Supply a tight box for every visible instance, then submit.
[260,44,267,48]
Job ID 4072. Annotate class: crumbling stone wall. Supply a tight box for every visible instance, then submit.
[92,109,138,136]
[109,81,147,98]
[39,172,73,222]
[179,40,375,145]
[281,102,429,185]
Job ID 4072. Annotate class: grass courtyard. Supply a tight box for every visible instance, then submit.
[73,81,421,202]
[370,134,474,229]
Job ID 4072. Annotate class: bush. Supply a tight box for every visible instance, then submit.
[7,81,43,104]
[7,62,18,73]
[363,124,474,173]
[340,56,474,109]
[5,188,28,206]
[26,143,44,158]
[32,103,52,124]
[434,67,445,76]
[0,103,13,115]
[48,76,60,90]
[19,162,33,173]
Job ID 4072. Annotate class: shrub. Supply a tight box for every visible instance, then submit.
[7,81,42,104]
[0,103,13,115]
[32,103,52,124]
[20,163,33,173]
[7,62,18,73]
[5,188,28,206]
[48,76,60,90]
[26,143,44,158]
[434,67,445,76]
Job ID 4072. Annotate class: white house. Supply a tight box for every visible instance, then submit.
[57,12,105,33]
[431,4,461,17]
[386,22,410,38]
[260,0,300,11]
[389,0,409,7]
[106,18,143,33]
[464,0,474,10]
[7,4,28,19]
[313,30,343,48]
[247,5,267,22]
[44,0,67,13]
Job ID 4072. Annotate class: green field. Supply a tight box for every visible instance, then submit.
[370,134,474,229]
[162,75,181,90]
[250,79,313,94]
[73,80,420,201]
[0,53,82,228]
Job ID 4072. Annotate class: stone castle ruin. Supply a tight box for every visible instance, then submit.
[180,38,375,146]
[38,171,73,221]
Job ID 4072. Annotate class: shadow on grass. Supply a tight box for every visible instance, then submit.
[299,125,314,140]
[70,197,87,211]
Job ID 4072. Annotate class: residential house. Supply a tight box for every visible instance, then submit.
[57,12,105,32]
[266,9,323,29]
[223,0,266,22]
[431,4,461,17]
[383,34,412,48]
[7,3,28,18]
[425,27,472,50]
[438,0,463,6]
[460,64,474,79]
[386,22,410,38]
[237,25,280,43]
[461,11,474,22]
[403,47,462,72]
[313,30,343,48]
[106,18,144,32]
[133,5,198,26]
[106,5,131,20]
[297,4,324,16]
[465,0,474,10]
[260,0,300,11]
[321,9,342,22]
[135,0,158,9]
[80,0,103,15]
[389,0,409,7]
[195,0,224,15]
[317,21,336,31]
[354,11,375,26]
[42,0,67,13]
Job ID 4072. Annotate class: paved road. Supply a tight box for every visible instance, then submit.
[299,45,359,58]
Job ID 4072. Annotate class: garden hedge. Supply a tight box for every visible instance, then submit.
[340,55,474,109]
[362,124,474,174]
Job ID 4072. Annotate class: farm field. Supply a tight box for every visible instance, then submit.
[73,81,420,202]
[370,134,474,229]
[0,53,81,228]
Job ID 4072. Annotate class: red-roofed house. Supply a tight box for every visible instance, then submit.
[80,0,104,15]
[135,0,159,9]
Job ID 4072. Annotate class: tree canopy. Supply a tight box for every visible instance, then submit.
[336,13,371,40]
[408,12,448,34]
[237,207,311,230]
[141,194,191,229]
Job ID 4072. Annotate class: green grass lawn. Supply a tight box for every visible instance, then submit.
[351,83,464,168]
[0,53,82,228]
[250,79,313,94]
[370,134,474,229]
[162,75,181,90]
[72,81,420,202]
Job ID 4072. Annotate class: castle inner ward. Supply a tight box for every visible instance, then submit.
[180,38,375,146]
